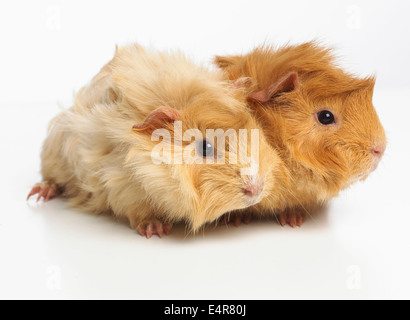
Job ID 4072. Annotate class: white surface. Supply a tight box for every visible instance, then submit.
[1,92,409,301]
[1,0,410,300]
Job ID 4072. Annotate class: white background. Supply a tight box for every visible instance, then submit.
[0,0,409,299]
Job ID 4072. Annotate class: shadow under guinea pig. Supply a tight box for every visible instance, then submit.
[168,206,331,242]
[26,195,331,242]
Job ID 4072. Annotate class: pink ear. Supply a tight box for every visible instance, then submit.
[132,108,181,135]
[248,72,299,103]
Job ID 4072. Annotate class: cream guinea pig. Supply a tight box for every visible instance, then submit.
[28,44,287,237]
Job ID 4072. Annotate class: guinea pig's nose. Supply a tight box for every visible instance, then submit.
[371,143,386,158]
[243,179,265,198]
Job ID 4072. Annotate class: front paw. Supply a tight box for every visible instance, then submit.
[219,211,252,227]
[136,219,173,239]
[278,209,306,228]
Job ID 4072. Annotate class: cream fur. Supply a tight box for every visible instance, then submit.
[39,44,284,232]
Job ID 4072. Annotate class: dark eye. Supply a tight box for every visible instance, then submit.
[317,110,335,125]
[198,140,214,157]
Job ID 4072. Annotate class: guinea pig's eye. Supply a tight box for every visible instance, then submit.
[198,140,214,157]
[317,110,335,125]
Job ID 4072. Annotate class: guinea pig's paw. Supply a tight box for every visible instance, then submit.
[278,209,306,228]
[219,211,252,227]
[27,182,57,202]
[136,219,172,239]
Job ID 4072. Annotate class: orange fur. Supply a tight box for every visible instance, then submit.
[214,42,386,216]
[36,44,287,233]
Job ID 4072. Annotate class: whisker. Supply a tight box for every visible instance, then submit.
[183,223,192,239]
[273,211,281,225]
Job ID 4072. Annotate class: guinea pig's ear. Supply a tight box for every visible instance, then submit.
[248,72,299,103]
[132,108,181,135]
[363,76,376,93]
[214,55,241,69]
[102,86,120,103]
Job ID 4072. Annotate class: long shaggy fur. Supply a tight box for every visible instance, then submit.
[214,41,386,214]
[39,44,285,232]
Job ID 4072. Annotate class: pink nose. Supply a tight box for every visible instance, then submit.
[243,180,264,198]
[371,143,386,158]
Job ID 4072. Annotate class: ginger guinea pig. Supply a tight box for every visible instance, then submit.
[214,42,386,227]
[28,44,284,237]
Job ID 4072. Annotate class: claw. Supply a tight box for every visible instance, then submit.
[27,182,57,202]
[289,214,297,228]
[26,186,41,201]
[155,222,164,238]
[37,188,47,202]
[296,212,306,227]
[279,212,287,227]
[146,224,153,239]
[45,188,56,201]
[163,223,172,235]
[138,226,146,237]
[234,216,242,227]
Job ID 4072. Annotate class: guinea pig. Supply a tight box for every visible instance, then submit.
[214,41,386,227]
[27,44,286,238]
